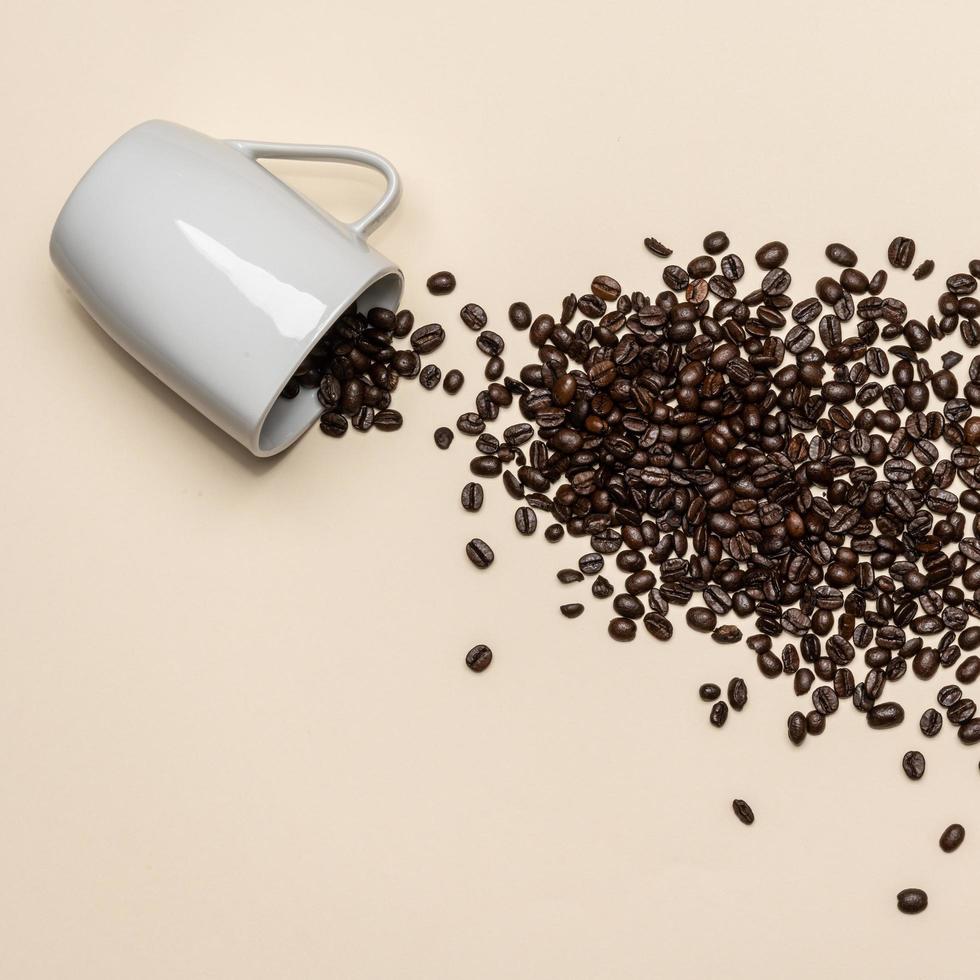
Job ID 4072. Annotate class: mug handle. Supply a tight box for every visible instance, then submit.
[225,138,401,238]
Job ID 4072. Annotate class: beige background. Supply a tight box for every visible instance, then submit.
[3,0,980,976]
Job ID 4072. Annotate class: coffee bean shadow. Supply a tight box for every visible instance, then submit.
[57,289,288,475]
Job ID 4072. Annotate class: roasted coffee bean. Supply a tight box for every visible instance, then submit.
[902,750,926,780]
[514,506,537,535]
[560,603,584,619]
[712,625,743,644]
[732,799,754,825]
[465,538,494,569]
[427,271,456,295]
[461,482,484,512]
[897,888,927,914]
[410,323,445,354]
[703,231,729,255]
[806,710,826,735]
[457,413,484,435]
[699,683,721,701]
[465,644,492,672]
[913,259,935,281]
[956,655,980,683]
[888,237,916,269]
[557,569,584,584]
[939,824,965,853]
[812,686,839,715]
[826,243,858,267]
[578,552,604,576]
[644,237,673,257]
[443,368,464,394]
[868,702,905,729]
[592,575,614,599]
[319,412,348,437]
[460,303,488,330]
[686,607,717,632]
[470,455,502,477]
[709,702,728,727]
[608,617,637,641]
[920,708,943,737]
[643,612,673,640]
[788,711,806,745]
[960,719,980,744]
[419,364,442,389]
[756,241,788,269]
[728,677,748,711]
[433,426,454,449]
[544,523,564,543]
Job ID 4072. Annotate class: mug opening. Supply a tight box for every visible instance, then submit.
[256,270,403,455]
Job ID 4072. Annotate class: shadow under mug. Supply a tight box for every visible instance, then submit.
[50,119,404,457]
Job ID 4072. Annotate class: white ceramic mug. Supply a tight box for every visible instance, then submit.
[50,120,403,456]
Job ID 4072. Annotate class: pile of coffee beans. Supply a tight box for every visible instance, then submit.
[289,231,980,913]
[416,234,980,912]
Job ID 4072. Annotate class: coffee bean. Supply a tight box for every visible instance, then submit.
[592,575,614,598]
[756,241,788,269]
[806,710,826,735]
[457,413,484,435]
[812,686,839,715]
[427,271,456,295]
[508,302,532,330]
[410,323,445,354]
[465,538,494,569]
[477,330,505,356]
[825,243,858,267]
[578,552,604,575]
[868,702,905,729]
[686,607,717,632]
[465,644,492,672]
[515,506,537,535]
[557,569,584,584]
[959,719,980,744]
[956,655,980,683]
[788,711,806,745]
[699,683,721,701]
[443,369,464,394]
[888,237,916,269]
[710,702,728,727]
[939,824,965,852]
[703,231,729,255]
[608,617,637,641]
[913,259,935,281]
[461,482,484,512]
[434,426,454,449]
[728,677,748,711]
[613,593,644,619]
[544,523,564,543]
[560,603,584,619]
[460,303,487,330]
[721,254,745,281]
[643,612,673,641]
[732,799,754,825]
[470,455,502,477]
[902,750,926,780]
[920,708,943,737]
[643,237,673,257]
[711,625,742,645]
[319,412,348,437]
[419,364,442,389]
[897,888,927,914]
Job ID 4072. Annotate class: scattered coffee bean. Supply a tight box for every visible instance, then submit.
[710,702,728,728]
[913,259,935,281]
[699,683,721,701]
[460,303,487,330]
[465,538,494,569]
[465,644,492,672]
[903,750,926,780]
[897,888,927,914]
[643,237,673,257]
[728,677,748,711]
[461,482,484,512]
[732,799,754,825]
[608,617,637,642]
[939,824,965,853]
[443,369,464,394]
[888,237,916,269]
[427,271,456,295]
[560,603,584,619]
[514,506,537,535]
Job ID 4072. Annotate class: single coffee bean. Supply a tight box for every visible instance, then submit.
[710,702,728,727]
[920,708,943,737]
[578,552,604,575]
[592,575,614,598]
[319,412,348,437]
[470,455,502,477]
[868,702,905,729]
[476,330,505,356]
[427,271,456,295]
[544,523,564,543]
[410,322,445,354]
[560,603,584,619]
[959,719,980,744]
[699,683,721,701]
[465,644,492,672]
[703,231,729,255]
[613,593,644,619]
[728,677,748,711]
[419,364,442,389]
[756,241,788,269]
[460,303,488,329]
[642,612,673,640]
[939,824,965,853]
[686,606,717,632]
[732,799,754,825]
[896,888,927,914]
[514,506,537,535]
[433,426,454,449]
[888,237,916,269]
[788,711,806,745]
[643,237,673,257]
[712,624,743,644]
[812,686,839,715]
[902,750,926,780]
[465,538,494,569]
[913,259,935,280]
[608,617,637,642]
[956,655,980,683]
[806,710,826,735]
[508,302,532,330]
[826,242,858,267]
[557,569,584,584]
[461,482,484,512]
[443,369,464,394]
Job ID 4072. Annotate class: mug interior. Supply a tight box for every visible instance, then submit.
[257,271,403,455]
